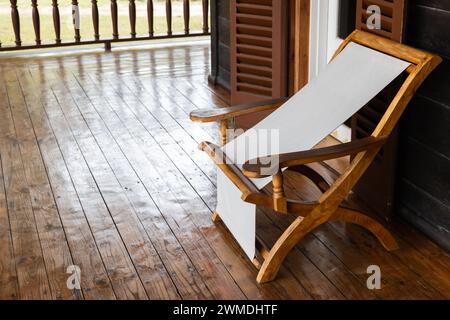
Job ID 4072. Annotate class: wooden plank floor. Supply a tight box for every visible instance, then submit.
[0,41,449,300]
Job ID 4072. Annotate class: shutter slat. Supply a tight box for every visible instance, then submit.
[362,11,393,28]
[237,53,272,66]
[236,3,273,16]
[360,25,393,38]
[356,0,406,42]
[237,63,273,77]
[360,104,383,121]
[237,83,273,97]
[236,34,273,47]
[236,23,273,36]
[237,44,272,57]
[236,13,272,28]
[238,73,273,87]
[363,0,394,11]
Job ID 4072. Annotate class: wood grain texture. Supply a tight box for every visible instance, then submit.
[0,40,448,299]
[0,146,19,299]
[0,69,51,299]
[4,69,79,300]
[16,67,116,300]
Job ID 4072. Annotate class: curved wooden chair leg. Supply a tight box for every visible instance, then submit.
[331,207,399,251]
[256,213,329,283]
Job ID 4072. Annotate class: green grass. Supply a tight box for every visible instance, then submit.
[0,0,205,47]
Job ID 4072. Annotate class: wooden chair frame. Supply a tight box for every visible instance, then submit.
[190,30,442,283]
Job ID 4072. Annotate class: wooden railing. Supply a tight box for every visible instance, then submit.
[0,0,210,52]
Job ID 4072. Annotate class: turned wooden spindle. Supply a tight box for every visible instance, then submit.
[272,171,287,213]
[219,120,228,146]
[92,0,99,40]
[72,0,80,42]
[52,0,61,44]
[31,0,41,45]
[202,0,209,34]
[129,0,136,38]
[10,0,21,46]
[111,0,119,39]
[183,0,190,35]
[166,0,172,36]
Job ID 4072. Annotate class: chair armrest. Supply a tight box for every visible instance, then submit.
[242,136,388,178]
[199,141,261,195]
[190,98,287,123]
[199,141,229,164]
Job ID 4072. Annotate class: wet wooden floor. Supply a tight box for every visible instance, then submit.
[0,41,449,300]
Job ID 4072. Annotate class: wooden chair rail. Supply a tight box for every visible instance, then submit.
[242,136,388,178]
[0,0,210,52]
[190,98,288,123]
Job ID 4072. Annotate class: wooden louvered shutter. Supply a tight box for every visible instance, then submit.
[352,0,407,220]
[356,0,406,42]
[230,0,289,128]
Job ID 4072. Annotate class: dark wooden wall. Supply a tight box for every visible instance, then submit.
[397,0,450,250]
[210,0,231,90]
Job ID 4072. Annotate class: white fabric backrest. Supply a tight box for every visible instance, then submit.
[223,42,410,189]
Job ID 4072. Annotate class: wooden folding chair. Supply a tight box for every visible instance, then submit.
[190,30,442,283]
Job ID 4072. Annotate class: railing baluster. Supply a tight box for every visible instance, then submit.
[166,0,172,36]
[31,0,41,45]
[10,0,21,46]
[183,0,190,35]
[147,0,154,37]
[52,0,61,44]
[111,0,119,39]
[72,0,80,42]
[1,0,209,52]
[92,0,99,40]
[202,0,209,34]
[129,0,136,38]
